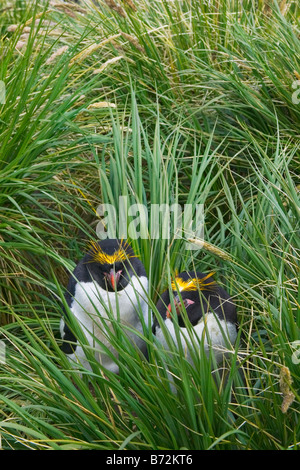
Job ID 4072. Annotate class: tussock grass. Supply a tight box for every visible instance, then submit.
[0,0,299,450]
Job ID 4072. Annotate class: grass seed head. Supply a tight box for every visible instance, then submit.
[279,366,295,414]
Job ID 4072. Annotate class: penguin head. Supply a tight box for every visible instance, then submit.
[86,239,139,292]
[157,271,217,328]
[166,292,199,327]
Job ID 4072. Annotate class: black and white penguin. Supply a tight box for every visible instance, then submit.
[60,239,149,373]
[152,271,238,365]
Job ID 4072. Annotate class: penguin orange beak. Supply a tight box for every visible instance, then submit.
[166,296,195,318]
[106,269,122,290]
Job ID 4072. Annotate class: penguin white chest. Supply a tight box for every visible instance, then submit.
[155,313,237,364]
[67,275,148,369]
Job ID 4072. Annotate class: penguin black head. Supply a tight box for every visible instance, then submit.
[154,271,237,331]
[85,239,142,292]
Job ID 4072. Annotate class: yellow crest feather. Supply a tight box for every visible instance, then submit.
[88,240,134,265]
[171,272,216,292]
